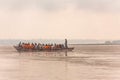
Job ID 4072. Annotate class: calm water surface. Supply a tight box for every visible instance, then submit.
[0,45,120,80]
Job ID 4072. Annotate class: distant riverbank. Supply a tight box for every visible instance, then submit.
[0,39,120,46]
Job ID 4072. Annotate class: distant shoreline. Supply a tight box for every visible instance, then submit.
[69,44,120,45]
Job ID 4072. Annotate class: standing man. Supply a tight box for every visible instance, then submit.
[65,39,68,48]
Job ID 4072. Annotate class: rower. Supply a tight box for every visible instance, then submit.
[18,42,21,47]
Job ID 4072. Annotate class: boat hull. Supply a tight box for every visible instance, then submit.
[13,46,74,52]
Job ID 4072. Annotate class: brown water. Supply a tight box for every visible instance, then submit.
[0,45,120,80]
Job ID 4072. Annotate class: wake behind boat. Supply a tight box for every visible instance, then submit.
[14,39,74,52]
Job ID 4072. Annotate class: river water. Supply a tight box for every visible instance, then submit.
[0,45,120,80]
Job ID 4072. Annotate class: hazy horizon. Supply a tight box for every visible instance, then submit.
[0,0,120,39]
[0,39,120,45]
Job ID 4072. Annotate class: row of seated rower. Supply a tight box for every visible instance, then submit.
[18,43,65,50]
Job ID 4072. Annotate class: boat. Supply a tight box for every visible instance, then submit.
[14,39,74,52]
[14,46,74,52]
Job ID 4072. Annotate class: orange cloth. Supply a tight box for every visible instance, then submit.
[44,46,51,49]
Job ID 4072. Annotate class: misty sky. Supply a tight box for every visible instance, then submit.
[0,0,120,40]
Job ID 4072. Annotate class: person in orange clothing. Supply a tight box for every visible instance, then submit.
[30,43,35,49]
[44,44,51,50]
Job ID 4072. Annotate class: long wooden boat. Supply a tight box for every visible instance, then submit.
[14,46,74,52]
